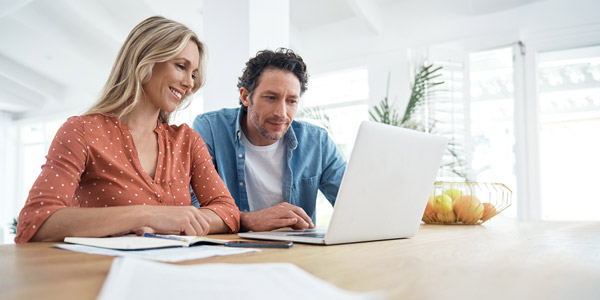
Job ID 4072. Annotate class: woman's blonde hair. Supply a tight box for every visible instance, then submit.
[85,16,205,123]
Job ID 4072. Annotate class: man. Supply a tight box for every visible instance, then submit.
[191,48,346,232]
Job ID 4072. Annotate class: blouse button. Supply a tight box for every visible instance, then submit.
[238,153,243,158]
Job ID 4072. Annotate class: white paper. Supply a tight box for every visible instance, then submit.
[55,244,259,262]
[97,257,381,300]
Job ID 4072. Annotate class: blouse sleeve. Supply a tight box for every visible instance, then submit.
[15,116,88,243]
[189,130,240,233]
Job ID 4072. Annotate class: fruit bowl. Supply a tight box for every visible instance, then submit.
[422,182,512,225]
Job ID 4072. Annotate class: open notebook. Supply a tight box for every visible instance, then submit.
[63,234,230,250]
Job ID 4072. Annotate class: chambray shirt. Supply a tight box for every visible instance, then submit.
[190,107,346,221]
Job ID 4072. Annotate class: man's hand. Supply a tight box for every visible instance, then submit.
[240,202,315,232]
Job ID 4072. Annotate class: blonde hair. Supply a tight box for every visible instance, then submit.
[85,16,205,123]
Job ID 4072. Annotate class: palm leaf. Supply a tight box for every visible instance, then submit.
[298,106,332,132]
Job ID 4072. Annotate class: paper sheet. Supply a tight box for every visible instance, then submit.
[97,257,381,300]
[55,244,259,262]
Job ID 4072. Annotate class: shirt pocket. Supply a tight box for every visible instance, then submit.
[293,175,319,216]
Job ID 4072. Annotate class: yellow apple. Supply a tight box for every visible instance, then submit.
[437,210,456,223]
[453,195,484,224]
[432,194,453,214]
[443,188,463,201]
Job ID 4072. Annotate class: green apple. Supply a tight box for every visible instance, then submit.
[432,194,453,214]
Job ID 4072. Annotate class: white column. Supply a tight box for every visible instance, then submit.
[202,0,290,113]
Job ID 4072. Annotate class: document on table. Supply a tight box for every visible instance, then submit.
[98,257,381,300]
[55,244,259,262]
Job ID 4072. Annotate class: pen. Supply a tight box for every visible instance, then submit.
[143,233,186,241]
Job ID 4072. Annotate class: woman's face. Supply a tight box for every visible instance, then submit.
[142,40,200,113]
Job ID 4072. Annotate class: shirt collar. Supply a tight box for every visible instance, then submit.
[235,107,244,142]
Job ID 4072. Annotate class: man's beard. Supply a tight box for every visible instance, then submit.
[249,108,290,141]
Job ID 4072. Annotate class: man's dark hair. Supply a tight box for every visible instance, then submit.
[237,48,308,106]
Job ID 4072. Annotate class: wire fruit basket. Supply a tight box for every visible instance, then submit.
[422,182,512,225]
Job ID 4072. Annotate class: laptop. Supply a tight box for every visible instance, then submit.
[238,121,448,245]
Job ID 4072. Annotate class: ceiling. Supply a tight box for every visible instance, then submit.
[0,0,593,118]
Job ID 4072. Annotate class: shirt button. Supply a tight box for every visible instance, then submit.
[238,153,243,158]
[239,182,244,186]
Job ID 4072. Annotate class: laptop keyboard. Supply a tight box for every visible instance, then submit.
[285,232,326,238]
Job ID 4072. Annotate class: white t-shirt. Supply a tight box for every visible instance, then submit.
[241,131,286,211]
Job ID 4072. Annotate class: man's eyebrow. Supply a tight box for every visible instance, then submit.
[261,90,299,98]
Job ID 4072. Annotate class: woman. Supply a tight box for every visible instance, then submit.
[15,16,240,243]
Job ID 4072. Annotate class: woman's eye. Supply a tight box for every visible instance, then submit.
[176,64,185,70]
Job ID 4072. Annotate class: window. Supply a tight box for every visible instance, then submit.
[427,58,469,181]
[301,67,370,158]
[298,67,370,225]
[537,44,600,220]
[468,47,518,218]
[170,94,204,126]
[17,121,63,212]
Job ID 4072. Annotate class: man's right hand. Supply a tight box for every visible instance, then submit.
[240,202,315,232]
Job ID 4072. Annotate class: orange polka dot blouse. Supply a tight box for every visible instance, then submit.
[15,114,240,243]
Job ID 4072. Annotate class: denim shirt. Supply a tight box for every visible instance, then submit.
[190,107,346,221]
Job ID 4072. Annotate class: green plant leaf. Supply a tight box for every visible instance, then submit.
[10,218,17,235]
[298,107,332,132]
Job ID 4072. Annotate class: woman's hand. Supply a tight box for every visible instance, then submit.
[142,206,213,236]
[29,205,229,242]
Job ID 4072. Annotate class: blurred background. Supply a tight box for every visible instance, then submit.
[1,0,600,243]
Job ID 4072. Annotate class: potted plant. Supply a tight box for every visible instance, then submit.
[369,63,470,180]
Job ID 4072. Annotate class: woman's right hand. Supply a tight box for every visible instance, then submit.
[142,206,212,236]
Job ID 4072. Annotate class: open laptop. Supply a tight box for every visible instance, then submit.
[238,121,448,245]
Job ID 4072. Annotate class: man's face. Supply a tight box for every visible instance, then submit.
[241,68,301,146]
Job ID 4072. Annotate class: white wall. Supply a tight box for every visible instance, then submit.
[202,0,290,112]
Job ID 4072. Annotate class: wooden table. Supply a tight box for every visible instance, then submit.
[2,217,599,300]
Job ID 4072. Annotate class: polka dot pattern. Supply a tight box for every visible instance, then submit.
[15,114,240,243]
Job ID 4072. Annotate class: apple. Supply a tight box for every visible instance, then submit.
[422,196,438,223]
[432,194,453,214]
[443,188,463,201]
[453,195,484,224]
[481,202,497,222]
[437,210,456,223]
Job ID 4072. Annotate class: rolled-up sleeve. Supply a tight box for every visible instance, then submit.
[189,131,240,233]
[319,132,347,206]
[15,117,88,243]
